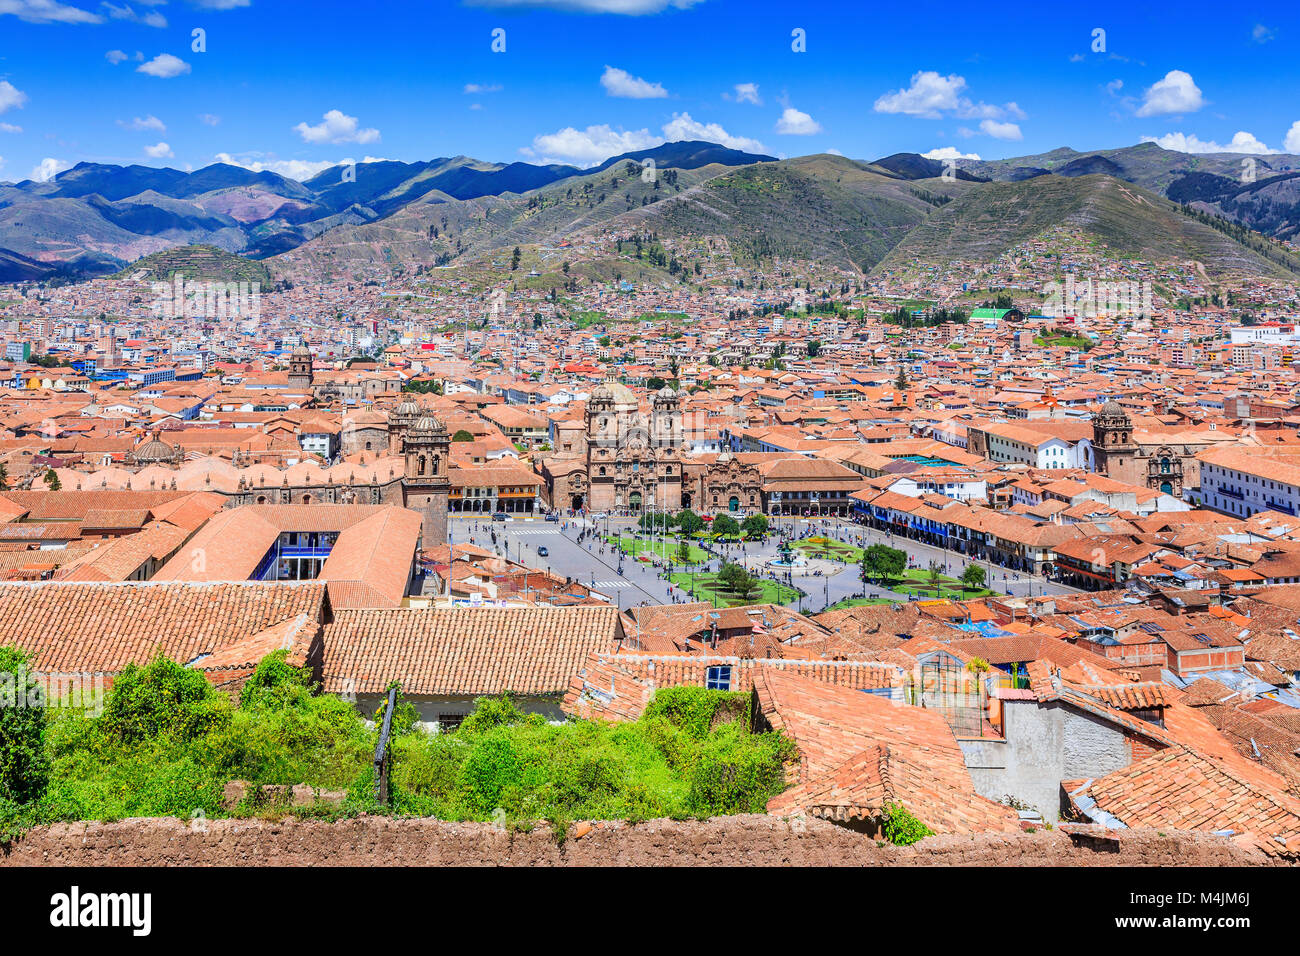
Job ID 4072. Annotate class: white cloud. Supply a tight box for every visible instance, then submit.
[600,65,668,99]
[214,152,388,182]
[463,83,502,94]
[137,53,191,79]
[729,82,761,105]
[522,124,660,166]
[198,112,220,126]
[979,119,1022,141]
[1285,121,1300,154]
[293,109,380,145]
[0,81,28,114]
[1141,130,1274,154]
[465,0,701,13]
[30,157,69,182]
[922,146,981,161]
[824,147,843,156]
[1252,23,1276,44]
[662,112,766,153]
[1136,70,1203,117]
[874,71,966,118]
[143,141,172,158]
[105,49,128,65]
[102,2,167,27]
[775,107,821,135]
[0,0,103,24]
[873,70,1022,122]
[0,123,20,133]
[118,114,166,132]
[191,0,250,8]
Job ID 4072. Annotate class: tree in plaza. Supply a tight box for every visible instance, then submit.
[718,561,759,601]
[926,560,943,596]
[741,513,768,539]
[712,513,740,538]
[676,509,703,536]
[676,539,692,566]
[960,563,987,592]
[861,543,906,586]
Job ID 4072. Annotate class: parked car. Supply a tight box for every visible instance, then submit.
[492,512,511,522]
[536,546,549,557]
[544,513,559,522]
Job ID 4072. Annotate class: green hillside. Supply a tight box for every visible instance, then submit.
[116,244,272,285]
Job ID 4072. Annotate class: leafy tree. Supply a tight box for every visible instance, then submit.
[741,514,768,539]
[676,539,692,566]
[451,430,474,442]
[676,509,703,536]
[712,514,740,538]
[646,377,666,391]
[926,561,943,595]
[861,543,906,585]
[960,564,987,592]
[806,340,821,357]
[510,247,521,271]
[42,469,60,491]
[0,462,7,491]
[0,646,49,804]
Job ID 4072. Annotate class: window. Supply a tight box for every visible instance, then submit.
[705,665,732,691]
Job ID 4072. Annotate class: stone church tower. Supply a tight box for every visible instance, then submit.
[288,345,314,390]
[402,410,450,547]
[1092,400,1137,478]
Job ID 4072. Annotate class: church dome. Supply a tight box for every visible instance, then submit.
[132,434,179,464]
[1100,400,1128,419]
[409,413,448,437]
[591,379,637,409]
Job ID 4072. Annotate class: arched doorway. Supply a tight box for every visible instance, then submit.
[629,491,642,512]
[1160,481,1173,494]
[571,494,584,511]
[681,492,692,510]
[728,495,740,513]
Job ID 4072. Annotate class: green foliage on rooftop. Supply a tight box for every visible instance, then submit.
[0,651,794,843]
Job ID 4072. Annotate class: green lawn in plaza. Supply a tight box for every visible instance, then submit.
[669,571,800,607]
[604,534,711,565]
[889,567,997,600]
[790,536,864,563]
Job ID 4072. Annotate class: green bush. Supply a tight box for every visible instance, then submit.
[881,802,933,846]
[0,646,50,804]
[101,655,228,745]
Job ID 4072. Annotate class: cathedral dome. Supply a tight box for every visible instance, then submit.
[1100,400,1126,417]
[591,380,637,409]
[409,413,447,437]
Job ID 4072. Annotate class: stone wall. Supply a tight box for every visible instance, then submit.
[0,815,1273,867]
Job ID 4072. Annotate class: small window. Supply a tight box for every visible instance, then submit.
[438,713,464,733]
[705,665,732,691]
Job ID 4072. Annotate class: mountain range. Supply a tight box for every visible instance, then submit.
[2,139,1299,283]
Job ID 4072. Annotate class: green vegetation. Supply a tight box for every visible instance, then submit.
[881,802,933,846]
[1034,333,1093,350]
[670,568,799,607]
[795,536,864,563]
[824,597,897,611]
[604,534,709,566]
[0,653,796,841]
[115,244,272,286]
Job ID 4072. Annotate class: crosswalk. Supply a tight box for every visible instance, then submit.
[592,580,634,590]
[500,527,561,536]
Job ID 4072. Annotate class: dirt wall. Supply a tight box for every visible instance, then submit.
[0,815,1275,866]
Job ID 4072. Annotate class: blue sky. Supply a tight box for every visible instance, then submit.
[0,0,1298,183]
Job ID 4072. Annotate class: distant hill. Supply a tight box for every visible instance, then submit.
[5,140,1300,283]
[873,173,1300,278]
[115,244,272,286]
[0,141,771,281]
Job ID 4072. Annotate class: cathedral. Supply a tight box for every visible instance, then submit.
[1091,401,1187,496]
[543,380,685,513]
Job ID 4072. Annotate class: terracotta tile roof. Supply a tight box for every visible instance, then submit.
[0,581,328,675]
[1068,745,1300,843]
[320,605,626,696]
[756,669,1018,833]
